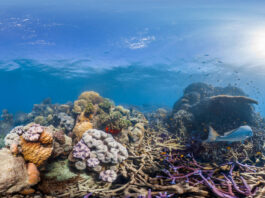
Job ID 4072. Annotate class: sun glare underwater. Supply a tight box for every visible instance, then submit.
[1,1,265,198]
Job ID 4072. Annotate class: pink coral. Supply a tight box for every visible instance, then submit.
[87,158,100,168]
[72,140,90,160]
[23,124,44,142]
[99,170,117,182]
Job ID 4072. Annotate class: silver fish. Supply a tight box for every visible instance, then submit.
[204,125,253,143]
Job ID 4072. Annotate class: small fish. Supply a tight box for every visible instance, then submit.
[256,152,262,155]
[204,125,253,143]
[105,126,121,135]
[226,146,231,150]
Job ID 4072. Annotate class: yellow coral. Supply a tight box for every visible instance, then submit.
[73,121,93,140]
[20,188,35,195]
[20,137,53,167]
[39,130,53,144]
[78,91,103,104]
[73,99,87,114]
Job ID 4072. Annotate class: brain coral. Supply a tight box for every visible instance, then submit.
[73,91,104,114]
[78,91,104,104]
[73,112,93,140]
[73,121,93,140]
[20,127,53,167]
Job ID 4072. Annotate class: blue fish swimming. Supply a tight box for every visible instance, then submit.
[204,125,253,143]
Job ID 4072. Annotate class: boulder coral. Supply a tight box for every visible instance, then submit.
[0,148,40,194]
[73,120,93,140]
[71,129,128,182]
[73,91,104,114]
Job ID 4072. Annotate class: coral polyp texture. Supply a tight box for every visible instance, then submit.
[71,129,128,182]
[22,124,44,141]
[99,170,117,183]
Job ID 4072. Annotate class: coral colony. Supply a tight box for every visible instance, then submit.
[0,84,265,197]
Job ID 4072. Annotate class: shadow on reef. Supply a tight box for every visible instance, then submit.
[1,83,265,198]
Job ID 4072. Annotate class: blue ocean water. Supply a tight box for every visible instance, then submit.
[1,0,265,114]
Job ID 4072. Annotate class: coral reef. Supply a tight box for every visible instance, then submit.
[1,87,265,198]
[53,112,75,132]
[166,82,265,164]
[0,109,13,135]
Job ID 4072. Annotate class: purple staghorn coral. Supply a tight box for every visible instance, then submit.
[159,152,259,198]
[72,140,90,160]
[22,124,44,141]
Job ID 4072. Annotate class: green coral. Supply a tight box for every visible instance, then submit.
[44,159,77,181]
[98,99,113,113]
[110,111,122,120]
[118,119,132,129]
[84,102,94,117]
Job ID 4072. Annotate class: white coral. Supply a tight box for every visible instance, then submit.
[99,170,117,183]
[75,161,86,170]
[4,133,20,147]
[87,158,100,168]
[81,129,128,165]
